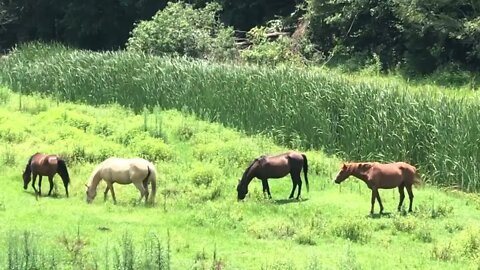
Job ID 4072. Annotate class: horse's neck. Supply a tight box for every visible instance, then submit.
[350,166,369,182]
[87,168,103,189]
[240,166,256,187]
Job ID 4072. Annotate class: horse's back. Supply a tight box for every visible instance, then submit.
[99,157,152,183]
[257,151,304,178]
[370,162,417,188]
[395,162,416,173]
[30,153,59,175]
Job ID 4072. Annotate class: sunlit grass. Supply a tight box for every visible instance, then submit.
[0,88,480,268]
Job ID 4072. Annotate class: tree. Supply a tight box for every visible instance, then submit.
[305,0,480,73]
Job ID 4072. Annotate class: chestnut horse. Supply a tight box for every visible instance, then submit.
[236,151,309,200]
[85,157,157,205]
[334,162,421,214]
[22,153,71,197]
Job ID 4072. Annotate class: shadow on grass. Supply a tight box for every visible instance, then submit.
[274,198,309,205]
[368,212,393,219]
[24,190,68,199]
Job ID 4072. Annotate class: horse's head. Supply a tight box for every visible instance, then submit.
[334,164,351,184]
[22,170,31,189]
[85,184,96,203]
[236,180,247,201]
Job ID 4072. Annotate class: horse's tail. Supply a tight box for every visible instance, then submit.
[57,158,71,197]
[301,154,309,192]
[146,163,157,205]
[413,171,422,187]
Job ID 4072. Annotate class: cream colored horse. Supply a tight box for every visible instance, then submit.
[85,157,157,205]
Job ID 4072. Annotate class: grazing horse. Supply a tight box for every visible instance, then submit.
[85,157,157,205]
[22,153,70,197]
[236,151,309,200]
[334,162,422,214]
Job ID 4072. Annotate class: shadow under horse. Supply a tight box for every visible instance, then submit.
[22,153,71,197]
[236,151,309,200]
[334,162,422,215]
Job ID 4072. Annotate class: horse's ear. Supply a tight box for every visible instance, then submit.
[342,163,347,170]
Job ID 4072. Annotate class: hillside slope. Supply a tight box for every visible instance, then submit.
[0,87,479,269]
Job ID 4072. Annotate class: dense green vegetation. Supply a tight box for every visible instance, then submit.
[2,43,480,192]
[1,87,480,269]
[2,0,479,77]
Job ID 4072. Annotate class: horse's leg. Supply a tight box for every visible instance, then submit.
[295,173,302,200]
[397,183,405,212]
[142,179,150,203]
[108,183,117,205]
[47,176,54,196]
[133,182,148,205]
[31,173,39,194]
[104,186,110,202]
[370,189,376,215]
[265,179,271,199]
[405,184,414,212]
[38,175,43,196]
[261,179,271,199]
[375,189,384,214]
[289,174,298,199]
[261,179,267,198]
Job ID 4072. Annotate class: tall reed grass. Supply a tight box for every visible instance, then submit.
[1,42,479,191]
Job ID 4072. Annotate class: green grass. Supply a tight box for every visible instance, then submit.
[2,43,480,192]
[1,87,480,269]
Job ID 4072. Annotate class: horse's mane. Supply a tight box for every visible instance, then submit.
[23,153,38,175]
[240,156,263,184]
[86,161,105,187]
[346,162,372,172]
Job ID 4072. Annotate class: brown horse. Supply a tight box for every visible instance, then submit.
[236,151,309,200]
[22,153,71,197]
[334,162,421,214]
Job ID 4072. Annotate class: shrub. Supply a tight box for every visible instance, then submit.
[127,1,237,61]
[131,135,174,162]
[240,20,304,66]
[332,219,370,243]
[392,216,417,233]
[295,229,317,245]
[0,87,11,104]
[188,164,221,188]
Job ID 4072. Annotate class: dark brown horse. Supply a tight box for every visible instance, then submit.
[236,151,309,200]
[334,162,421,214]
[22,153,71,197]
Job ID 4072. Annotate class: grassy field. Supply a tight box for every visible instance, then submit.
[1,87,480,269]
[2,43,480,192]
